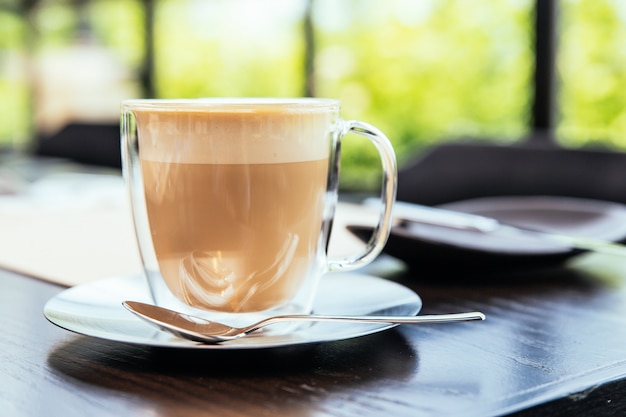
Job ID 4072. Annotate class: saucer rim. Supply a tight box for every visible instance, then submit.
[43,272,422,350]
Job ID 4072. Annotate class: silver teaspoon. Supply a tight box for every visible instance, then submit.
[122,300,485,344]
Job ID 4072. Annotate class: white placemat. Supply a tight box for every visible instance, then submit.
[0,172,373,287]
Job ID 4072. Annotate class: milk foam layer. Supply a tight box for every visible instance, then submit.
[134,107,334,164]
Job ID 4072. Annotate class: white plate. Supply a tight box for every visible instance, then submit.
[44,273,422,349]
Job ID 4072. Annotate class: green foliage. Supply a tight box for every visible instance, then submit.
[0,11,28,146]
[314,0,533,188]
[31,3,76,45]
[153,0,305,98]
[0,11,23,47]
[558,0,626,149]
[89,0,145,69]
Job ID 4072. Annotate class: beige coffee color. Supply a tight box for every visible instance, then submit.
[135,106,332,313]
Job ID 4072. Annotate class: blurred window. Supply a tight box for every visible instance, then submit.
[0,0,624,186]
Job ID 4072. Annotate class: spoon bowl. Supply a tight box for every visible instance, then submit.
[123,301,485,344]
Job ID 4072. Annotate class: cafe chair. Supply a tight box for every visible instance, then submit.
[35,122,121,169]
[397,142,626,206]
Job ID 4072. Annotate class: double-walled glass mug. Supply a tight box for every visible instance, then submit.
[121,98,397,327]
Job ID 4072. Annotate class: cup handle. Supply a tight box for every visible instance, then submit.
[327,120,397,271]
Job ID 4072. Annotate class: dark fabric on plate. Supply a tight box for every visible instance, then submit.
[347,223,579,274]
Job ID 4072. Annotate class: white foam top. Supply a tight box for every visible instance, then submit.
[128,100,338,164]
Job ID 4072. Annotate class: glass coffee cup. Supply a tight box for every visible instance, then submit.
[121,98,396,327]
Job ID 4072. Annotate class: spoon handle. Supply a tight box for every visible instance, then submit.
[264,311,485,326]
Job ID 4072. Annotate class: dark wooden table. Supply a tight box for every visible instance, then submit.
[3,252,626,417]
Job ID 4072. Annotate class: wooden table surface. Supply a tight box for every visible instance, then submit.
[3,252,626,417]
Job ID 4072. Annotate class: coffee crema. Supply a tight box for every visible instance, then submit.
[136,108,332,313]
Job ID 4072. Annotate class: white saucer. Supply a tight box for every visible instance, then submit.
[44,273,422,349]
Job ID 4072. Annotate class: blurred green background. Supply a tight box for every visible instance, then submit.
[0,0,625,188]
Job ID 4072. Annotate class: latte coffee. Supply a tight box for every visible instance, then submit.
[123,98,397,323]
[135,107,331,313]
